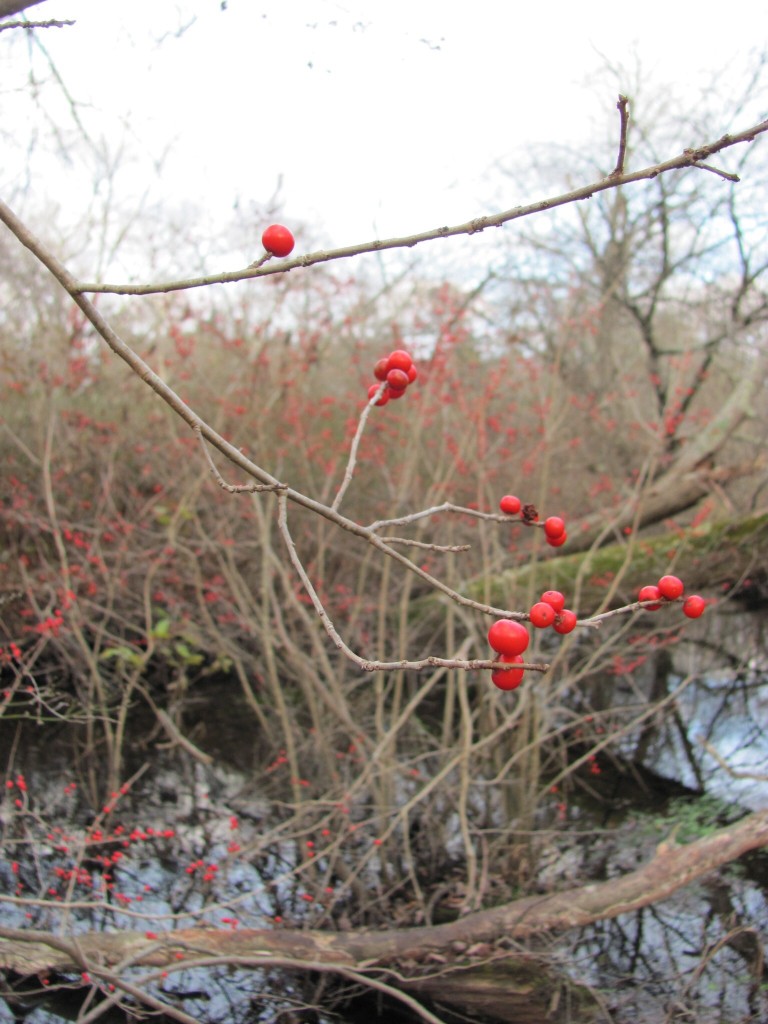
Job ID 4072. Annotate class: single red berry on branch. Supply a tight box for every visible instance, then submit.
[638,584,662,611]
[530,601,556,628]
[682,595,706,618]
[657,575,684,600]
[387,386,407,400]
[488,619,530,656]
[499,495,522,515]
[261,224,295,258]
[553,609,578,634]
[491,654,525,690]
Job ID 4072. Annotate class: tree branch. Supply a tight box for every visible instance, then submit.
[72,117,768,296]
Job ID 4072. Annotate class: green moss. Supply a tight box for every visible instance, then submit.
[459,511,768,613]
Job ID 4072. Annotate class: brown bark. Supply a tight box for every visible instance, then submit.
[0,0,47,18]
[2,810,766,976]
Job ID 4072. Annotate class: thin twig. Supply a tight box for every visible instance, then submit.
[697,736,768,781]
[691,161,740,182]
[331,386,380,511]
[0,18,74,30]
[611,94,630,176]
[368,501,529,532]
[194,424,286,494]
[381,536,472,553]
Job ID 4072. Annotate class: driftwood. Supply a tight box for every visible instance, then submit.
[2,810,767,1022]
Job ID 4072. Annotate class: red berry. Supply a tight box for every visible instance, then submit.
[491,654,525,691]
[682,595,706,618]
[261,224,295,258]
[544,516,565,540]
[657,575,684,600]
[387,350,413,372]
[386,368,410,390]
[529,601,556,628]
[546,531,568,548]
[367,384,389,406]
[488,619,530,656]
[406,364,418,383]
[540,590,565,613]
[499,495,522,515]
[553,609,577,634]
[638,585,662,611]
[373,358,390,381]
[387,387,407,400]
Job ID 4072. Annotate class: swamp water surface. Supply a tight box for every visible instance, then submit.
[2,605,767,1024]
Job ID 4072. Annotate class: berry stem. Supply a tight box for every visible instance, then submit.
[330,385,382,512]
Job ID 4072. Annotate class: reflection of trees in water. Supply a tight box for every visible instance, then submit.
[2,600,767,1024]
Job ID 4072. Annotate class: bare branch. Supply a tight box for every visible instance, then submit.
[74,117,768,296]
[0,17,73,30]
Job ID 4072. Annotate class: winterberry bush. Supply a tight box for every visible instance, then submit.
[1,26,768,1023]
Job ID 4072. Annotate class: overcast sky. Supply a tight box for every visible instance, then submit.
[3,1,765,267]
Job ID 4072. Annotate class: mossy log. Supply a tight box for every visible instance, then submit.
[462,509,768,614]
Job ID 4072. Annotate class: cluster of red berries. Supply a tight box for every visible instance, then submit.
[261,224,295,258]
[637,575,706,618]
[499,495,567,548]
[487,589,577,692]
[367,349,418,407]
[529,589,577,633]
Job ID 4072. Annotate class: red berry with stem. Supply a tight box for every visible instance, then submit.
[261,224,295,258]
[367,383,389,407]
[683,595,706,618]
[488,619,529,657]
[491,653,525,691]
[553,609,578,634]
[386,368,410,390]
[540,590,565,613]
[544,516,566,540]
[658,575,684,600]
[387,350,413,372]
[499,495,522,515]
[530,601,556,628]
[638,584,662,611]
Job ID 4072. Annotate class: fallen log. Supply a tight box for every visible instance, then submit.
[463,509,768,612]
[2,810,767,1023]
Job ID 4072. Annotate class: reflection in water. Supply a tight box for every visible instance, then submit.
[1,605,767,1023]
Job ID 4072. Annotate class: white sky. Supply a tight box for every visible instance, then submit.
[3,0,766,263]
